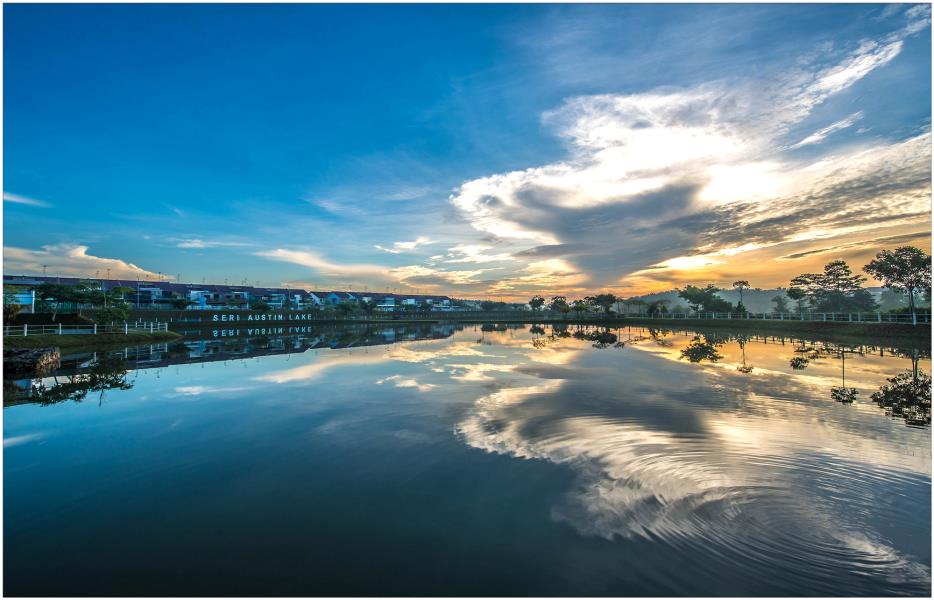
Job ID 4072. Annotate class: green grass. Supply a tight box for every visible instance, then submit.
[3,331,182,350]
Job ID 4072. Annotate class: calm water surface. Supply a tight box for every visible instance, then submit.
[4,324,931,596]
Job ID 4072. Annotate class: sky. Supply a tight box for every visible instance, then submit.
[3,3,932,299]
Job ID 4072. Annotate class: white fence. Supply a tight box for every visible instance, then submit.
[456,310,931,325]
[3,322,169,337]
[617,311,930,325]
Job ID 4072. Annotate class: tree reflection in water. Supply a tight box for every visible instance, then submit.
[736,336,753,374]
[648,328,674,347]
[551,324,571,338]
[831,349,860,404]
[25,354,133,406]
[789,356,810,370]
[871,354,932,426]
[572,328,618,348]
[522,324,931,427]
[679,336,724,363]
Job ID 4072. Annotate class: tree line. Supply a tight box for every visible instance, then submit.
[4,280,136,324]
[524,245,932,316]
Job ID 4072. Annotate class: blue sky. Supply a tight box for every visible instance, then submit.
[4,3,931,297]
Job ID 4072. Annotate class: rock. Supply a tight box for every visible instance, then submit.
[4,347,60,375]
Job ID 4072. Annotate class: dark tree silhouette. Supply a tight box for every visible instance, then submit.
[864,246,931,324]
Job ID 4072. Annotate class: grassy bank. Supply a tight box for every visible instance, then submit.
[4,331,182,350]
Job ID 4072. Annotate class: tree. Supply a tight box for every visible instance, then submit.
[549,296,570,314]
[528,295,545,312]
[93,304,130,324]
[417,300,432,313]
[107,286,134,304]
[786,287,806,312]
[169,298,192,310]
[678,286,705,312]
[625,299,647,315]
[771,294,790,313]
[35,282,81,319]
[570,299,588,319]
[33,281,133,322]
[250,299,270,312]
[586,293,618,315]
[336,301,356,317]
[864,246,931,322]
[4,297,24,325]
[677,284,733,313]
[790,260,876,312]
[480,300,505,311]
[732,280,749,307]
[361,299,378,316]
[646,299,669,315]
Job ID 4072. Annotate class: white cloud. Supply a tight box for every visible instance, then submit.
[488,258,588,294]
[305,197,368,217]
[3,433,45,447]
[382,186,434,201]
[805,40,902,100]
[175,239,252,249]
[258,247,497,289]
[444,244,516,264]
[391,264,495,286]
[376,374,437,392]
[4,244,166,280]
[3,192,49,207]
[256,248,386,277]
[375,236,436,254]
[173,385,252,396]
[789,111,864,148]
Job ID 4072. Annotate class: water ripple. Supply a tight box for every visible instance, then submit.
[456,378,931,594]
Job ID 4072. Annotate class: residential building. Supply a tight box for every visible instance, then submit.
[3,274,457,313]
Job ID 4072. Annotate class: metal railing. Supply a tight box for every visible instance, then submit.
[3,322,169,337]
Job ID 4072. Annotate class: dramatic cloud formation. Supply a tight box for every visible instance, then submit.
[447,7,931,296]
[4,244,166,280]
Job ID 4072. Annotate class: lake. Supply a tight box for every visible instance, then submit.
[3,323,931,596]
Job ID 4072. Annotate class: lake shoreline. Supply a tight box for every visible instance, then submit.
[264,314,930,341]
[561,317,931,349]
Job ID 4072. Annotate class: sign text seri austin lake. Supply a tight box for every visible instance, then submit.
[211,312,318,322]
